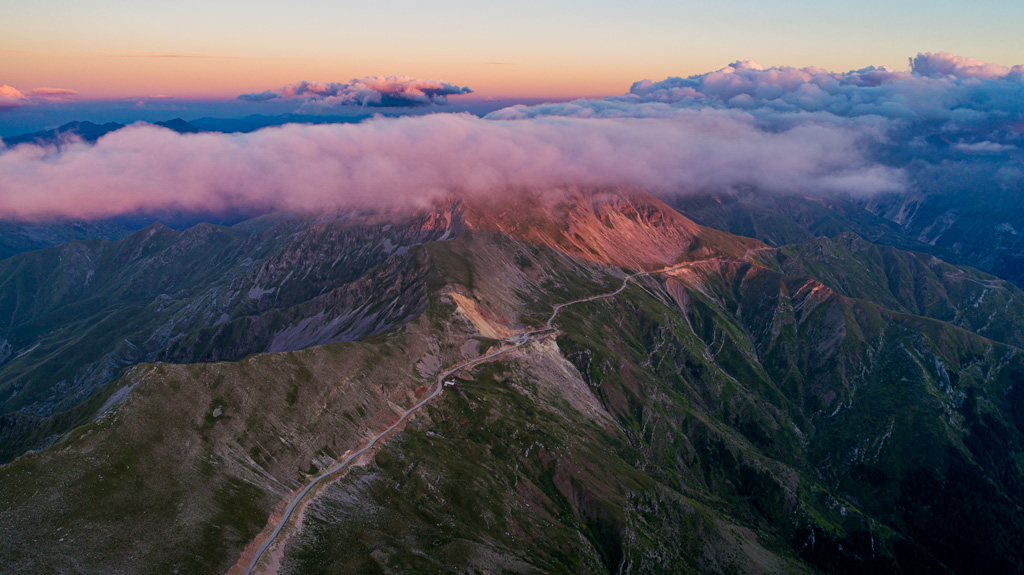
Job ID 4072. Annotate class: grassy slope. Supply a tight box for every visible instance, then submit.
[749,233,1024,347]
[2,206,1023,575]
[0,315,457,575]
[278,235,816,574]
[0,212,446,463]
[284,233,1024,574]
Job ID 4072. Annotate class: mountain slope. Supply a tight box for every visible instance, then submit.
[670,188,1024,289]
[748,233,1024,347]
[0,188,1022,575]
[464,187,762,269]
[0,209,459,462]
[670,192,959,262]
[864,184,1024,287]
[0,220,136,261]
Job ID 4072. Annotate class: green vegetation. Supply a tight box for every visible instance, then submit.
[2,190,1024,574]
[0,213,441,463]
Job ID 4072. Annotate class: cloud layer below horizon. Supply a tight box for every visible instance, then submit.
[0,111,898,220]
[487,52,1024,124]
[4,52,1023,222]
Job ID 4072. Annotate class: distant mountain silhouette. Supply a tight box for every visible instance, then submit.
[2,121,125,146]
[2,118,201,147]
[153,118,201,134]
[0,115,374,146]
[189,113,370,133]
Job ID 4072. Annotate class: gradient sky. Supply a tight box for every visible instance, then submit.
[3,0,1024,100]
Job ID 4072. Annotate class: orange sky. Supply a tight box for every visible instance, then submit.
[3,0,1024,101]
[0,50,654,100]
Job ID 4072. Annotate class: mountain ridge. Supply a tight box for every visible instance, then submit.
[1,187,1022,574]
[1,118,203,147]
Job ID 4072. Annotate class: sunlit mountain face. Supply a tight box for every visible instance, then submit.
[2,37,1024,575]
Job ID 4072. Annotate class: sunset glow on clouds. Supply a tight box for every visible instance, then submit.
[4,52,1024,221]
[26,87,81,100]
[0,86,27,109]
[0,84,79,109]
[0,111,900,220]
[239,76,473,109]
[911,52,1024,80]
[5,0,1024,101]
[489,53,1024,122]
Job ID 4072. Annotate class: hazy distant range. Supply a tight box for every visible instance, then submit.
[0,97,553,140]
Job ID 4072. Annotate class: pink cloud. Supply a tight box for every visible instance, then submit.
[239,75,472,108]
[0,112,901,221]
[26,87,79,101]
[0,85,27,109]
[910,52,1013,80]
[0,84,78,108]
[0,85,25,99]
[493,52,1024,123]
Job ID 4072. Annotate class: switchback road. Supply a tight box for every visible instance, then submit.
[242,256,737,574]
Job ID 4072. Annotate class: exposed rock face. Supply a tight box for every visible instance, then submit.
[463,187,761,268]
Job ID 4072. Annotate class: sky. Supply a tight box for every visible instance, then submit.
[5,49,1024,221]
[3,0,1024,101]
[1,0,1023,222]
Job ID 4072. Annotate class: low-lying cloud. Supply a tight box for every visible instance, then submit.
[238,76,473,110]
[486,52,1024,187]
[0,111,900,220]
[7,52,1022,222]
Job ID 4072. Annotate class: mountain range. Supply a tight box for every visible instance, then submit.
[1,187,1022,574]
[0,114,374,148]
[3,114,1023,293]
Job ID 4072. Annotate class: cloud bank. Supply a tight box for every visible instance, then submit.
[0,112,899,220]
[238,76,473,110]
[6,52,1022,222]
[485,52,1023,197]
[487,52,1024,125]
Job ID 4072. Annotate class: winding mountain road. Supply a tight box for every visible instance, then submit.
[242,339,530,575]
[242,256,735,575]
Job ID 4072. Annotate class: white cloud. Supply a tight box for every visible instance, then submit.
[487,52,1024,123]
[0,112,902,220]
